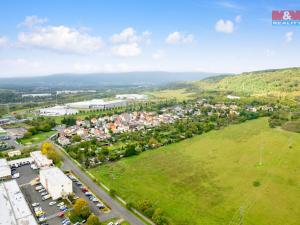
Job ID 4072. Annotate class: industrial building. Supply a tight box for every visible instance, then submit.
[116,94,148,100]
[0,180,38,225]
[30,151,53,168]
[66,99,127,109]
[39,167,72,200]
[22,93,52,98]
[0,158,11,179]
[39,105,79,116]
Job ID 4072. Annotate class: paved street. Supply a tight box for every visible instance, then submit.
[55,143,147,225]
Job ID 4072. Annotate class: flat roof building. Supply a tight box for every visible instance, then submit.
[66,99,127,109]
[0,180,38,225]
[40,167,72,200]
[116,94,148,100]
[30,151,53,168]
[0,158,11,179]
[39,105,79,116]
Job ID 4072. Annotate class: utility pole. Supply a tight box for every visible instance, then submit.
[259,143,263,166]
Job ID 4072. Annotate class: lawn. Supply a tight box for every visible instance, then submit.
[90,118,300,225]
[18,130,57,145]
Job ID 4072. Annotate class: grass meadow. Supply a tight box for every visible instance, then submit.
[90,118,300,225]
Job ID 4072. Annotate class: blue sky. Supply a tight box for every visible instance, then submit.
[0,0,299,77]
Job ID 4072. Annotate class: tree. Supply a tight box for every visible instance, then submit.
[86,214,101,225]
[72,135,82,142]
[41,141,53,155]
[124,144,138,157]
[73,198,90,219]
[47,148,61,164]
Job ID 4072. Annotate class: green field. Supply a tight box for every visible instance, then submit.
[90,118,300,225]
[18,130,56,145]
[146,89,194,101]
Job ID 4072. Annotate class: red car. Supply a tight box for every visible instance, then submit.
[58,212,64,217]
[81,188,88,193]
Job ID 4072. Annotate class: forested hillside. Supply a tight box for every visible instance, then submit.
[193,68,300,95]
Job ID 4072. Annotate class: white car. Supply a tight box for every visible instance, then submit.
[107,222,114,225]
[35,185,43,190]
[57,202,65,207]
[42,195,51,200]
[31,202,39,207]
[49,201,56,206]
[12,173,20,179]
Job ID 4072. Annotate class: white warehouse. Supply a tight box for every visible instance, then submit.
[66,99,127,109]
[0,158,11,179]
[0,180,38,225]
[40,167,72,200]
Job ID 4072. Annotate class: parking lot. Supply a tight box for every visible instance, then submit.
[14,164,114,225]
[68,173,114,222]
[16,165,65,225]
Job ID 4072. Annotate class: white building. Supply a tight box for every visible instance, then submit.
[66,99,127,109]
[39,105,79,116]
[0,180,38,225]
[30,151,53,168]
[116,94,148,100]
[22,93,52,98]
[8,157,34,167]
[40,167,72,200]
[0,158,11,179]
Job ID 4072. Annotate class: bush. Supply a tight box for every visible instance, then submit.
[253,180,261,187]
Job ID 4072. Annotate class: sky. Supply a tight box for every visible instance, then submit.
[0,0,299,77]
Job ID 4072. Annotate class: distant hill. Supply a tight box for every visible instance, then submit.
[193,67,300,95]
[0,71,217,88]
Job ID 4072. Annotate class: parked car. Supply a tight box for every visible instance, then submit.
[41,192,48,196]
[35,185,43,191]
[58,212,64,217]
[38,188,46,193]
[32,202,40,207]
[42,195,51,200]
[57,202,65,207]
[49,201,56,206]
[92,197,99,202]
[60,205,67,211]
[38,216,47,222]
[81,187,88,191]
[107,222,114,225]
[96,203,105,209]
[12,173,20,179]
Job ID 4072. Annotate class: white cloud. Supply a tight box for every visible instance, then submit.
[285,32,293,43]
[111,42,141,57]
[152,50,165,60]
[0,36,9,47]
[19,15,48,28]
[165,32,195,44]
[18,25,103,54]
[0,58,41,68]
[217,1,241,9]
[110,27,151,44]
[235,15,242,23]
[215,19,234,33]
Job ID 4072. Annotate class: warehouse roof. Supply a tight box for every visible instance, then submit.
[0,158,11,178]
[40,166,71,186]
[0,180,37,225]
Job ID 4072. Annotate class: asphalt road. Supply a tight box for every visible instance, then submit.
[55,143,147,225]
